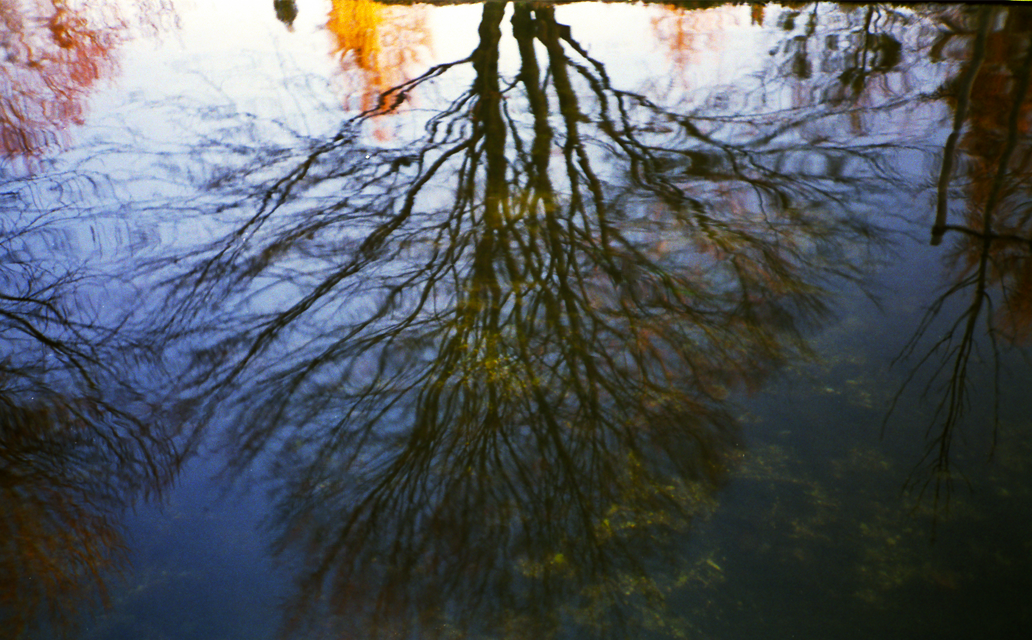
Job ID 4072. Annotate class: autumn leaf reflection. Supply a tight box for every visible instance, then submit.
[158,2,888,638]
[327,0,430,115]
[651,3,749,92]
[0,0,177,167]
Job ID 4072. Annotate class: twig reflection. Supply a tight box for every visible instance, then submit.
[160,3,890,637]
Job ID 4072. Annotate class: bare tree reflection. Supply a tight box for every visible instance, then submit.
[157,3,890,638]
[889,6,1032,519]
[1,195,182,638]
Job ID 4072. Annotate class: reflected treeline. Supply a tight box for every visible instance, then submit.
[157,3,892,638]
[800,3,903,103]
[889,6,1032,516]
[640,2,912,112]
[1,188,183,637]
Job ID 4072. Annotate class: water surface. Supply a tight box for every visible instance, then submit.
[2,2,1031,639]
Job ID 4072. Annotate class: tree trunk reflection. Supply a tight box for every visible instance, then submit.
[156,3,895,637]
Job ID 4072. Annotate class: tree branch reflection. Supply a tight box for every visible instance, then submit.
[161,3,888,637]
[1,187,182,638]
[889,6,1032,521]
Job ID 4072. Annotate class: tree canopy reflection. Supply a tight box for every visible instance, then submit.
[327,0,430,116]
[158,3,892,638]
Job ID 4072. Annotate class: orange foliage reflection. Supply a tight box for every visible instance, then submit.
[0,404,128,639]
[326,0,430,118]
[650,4,750,92]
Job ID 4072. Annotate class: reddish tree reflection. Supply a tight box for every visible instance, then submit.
[0,0,176,168]
[952,7,1032,344]
[0,0,118,163]
[894,6,1032,517]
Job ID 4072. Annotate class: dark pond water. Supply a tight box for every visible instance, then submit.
[2,1,1031,639]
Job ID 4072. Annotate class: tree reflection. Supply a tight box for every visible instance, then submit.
[0,0,178,168]
[1,195,182,638]
[160,2,887,638]
[327,0,430,116]
[890,5,1032,518]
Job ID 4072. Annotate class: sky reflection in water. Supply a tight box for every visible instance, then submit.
[1,2,1031,639]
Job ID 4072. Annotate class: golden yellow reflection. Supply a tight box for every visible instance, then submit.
[327,0,430,119]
